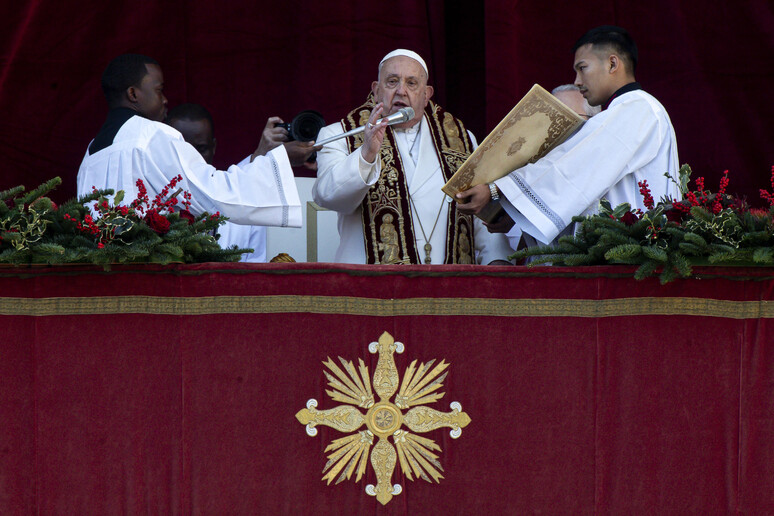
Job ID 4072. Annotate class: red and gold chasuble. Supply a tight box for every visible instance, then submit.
[343,99,476,264]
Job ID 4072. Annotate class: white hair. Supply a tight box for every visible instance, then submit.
[552,84,601,117]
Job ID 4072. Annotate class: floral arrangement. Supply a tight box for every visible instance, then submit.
[512,165,774,283]
[0,176,249,267]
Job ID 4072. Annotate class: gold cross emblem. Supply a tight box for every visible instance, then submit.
[295,331,471,505]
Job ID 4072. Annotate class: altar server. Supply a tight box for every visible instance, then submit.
[313,49,513,264]
[78,54,315,228]
[457,26,680,247]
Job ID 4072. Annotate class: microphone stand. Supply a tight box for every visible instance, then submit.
[315,125,373,147]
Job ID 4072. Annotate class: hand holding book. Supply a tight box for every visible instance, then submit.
[442,84,585,222]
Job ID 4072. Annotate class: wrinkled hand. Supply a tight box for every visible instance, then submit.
[284,140,322,167]
[455,184,492,215]
[252,116,288,160]
[360,103,388,164]
[484,212,515,233]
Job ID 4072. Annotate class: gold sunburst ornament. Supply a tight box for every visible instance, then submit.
[295,331,471,506]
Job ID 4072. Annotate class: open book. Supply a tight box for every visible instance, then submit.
[443,84,585,222]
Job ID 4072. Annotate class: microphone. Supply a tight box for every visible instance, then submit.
[315,107,416,147]
[376,107,415,127]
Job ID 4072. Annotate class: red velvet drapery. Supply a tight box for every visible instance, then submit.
[1,2,772,202]
[2,263,774,514]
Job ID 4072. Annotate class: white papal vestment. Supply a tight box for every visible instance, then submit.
[313,117,514,264]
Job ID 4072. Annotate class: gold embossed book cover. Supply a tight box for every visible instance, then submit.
[442,84,585,219]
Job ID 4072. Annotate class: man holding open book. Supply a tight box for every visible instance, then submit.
[457,26,680,248]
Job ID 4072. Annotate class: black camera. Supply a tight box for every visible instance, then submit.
[275,110,326,142]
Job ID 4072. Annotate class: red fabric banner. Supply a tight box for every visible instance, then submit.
[1,263,773,514]
[1,2,772,202]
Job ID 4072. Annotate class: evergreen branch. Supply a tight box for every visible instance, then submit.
[753,247,774,264]
[633,260,660,280]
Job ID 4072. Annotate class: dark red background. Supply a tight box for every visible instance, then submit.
[1,2,772,203]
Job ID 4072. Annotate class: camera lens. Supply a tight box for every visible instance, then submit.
[289,110,325,142]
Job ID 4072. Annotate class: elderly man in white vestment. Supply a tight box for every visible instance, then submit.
[312,49,513,265]
[457,26,680,249]
[78,54,316,228]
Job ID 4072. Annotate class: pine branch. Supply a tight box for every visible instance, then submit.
[604,244,642,263]
[21,177,62,205]
[753,247,774,264]
[642,245,668,262]
[634,260,660,280]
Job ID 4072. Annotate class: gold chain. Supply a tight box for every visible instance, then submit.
[407,193,445,264]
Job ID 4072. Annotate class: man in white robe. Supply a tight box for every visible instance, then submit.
[77,54,315,228]
[313,49,513,265]
[457,26,680,248]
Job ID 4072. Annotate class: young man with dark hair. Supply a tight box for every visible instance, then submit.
[78,54,317,229]
[100,54,162,109]
[572,24,638,76]
[457,26,680,249]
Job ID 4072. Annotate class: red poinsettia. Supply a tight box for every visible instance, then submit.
[179,209,195,225]
[620,210,639,226]
[144,210,170,234]
[664,205,689,224]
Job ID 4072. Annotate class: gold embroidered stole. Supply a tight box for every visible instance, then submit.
[343,99,476,264]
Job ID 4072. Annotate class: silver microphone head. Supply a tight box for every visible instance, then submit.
[376,106,417,127]
[398,107,415,122]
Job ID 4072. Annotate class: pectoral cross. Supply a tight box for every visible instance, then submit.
[424,243,432,264]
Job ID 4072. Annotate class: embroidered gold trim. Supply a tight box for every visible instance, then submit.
[2,295,772,319]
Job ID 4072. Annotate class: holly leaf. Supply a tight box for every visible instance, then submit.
[611,203,632,219]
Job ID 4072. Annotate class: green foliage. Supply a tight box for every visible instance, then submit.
[642,245,668,262]
[604,244,642,263]
[674,164,692,196]
[633,260,660,280]
[509,163,774,284]
[0,177,251,267]
[753,247,774,264]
